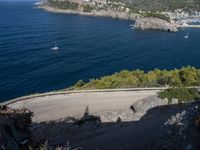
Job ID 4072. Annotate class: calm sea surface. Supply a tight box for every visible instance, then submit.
[0,1,200,102]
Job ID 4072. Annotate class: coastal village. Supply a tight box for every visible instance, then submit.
[164,10,200,24]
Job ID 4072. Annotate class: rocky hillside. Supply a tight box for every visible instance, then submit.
[0,106,33,150]
[153,101,200,150]
[46,0,200,13]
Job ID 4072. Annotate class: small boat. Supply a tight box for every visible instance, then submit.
[130,24,135,29]
[34,1,43,6]
[184,31,189,39]
[51,42,59,50]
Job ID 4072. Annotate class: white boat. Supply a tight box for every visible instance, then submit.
[130,24,135,29]
[184,31,189,39]
[51,42,59,50]
[34,1,43,6]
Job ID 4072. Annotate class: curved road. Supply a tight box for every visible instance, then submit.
[8,89,160,122]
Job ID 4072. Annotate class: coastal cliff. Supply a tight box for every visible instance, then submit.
[134,17,178,32]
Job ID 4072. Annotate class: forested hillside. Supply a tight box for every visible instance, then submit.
[47,0,200,11]
[121,0,200,11]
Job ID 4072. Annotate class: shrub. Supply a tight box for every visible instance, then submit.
[158,87,200,103]
[71,66,200,90]
[73,80,85,88]
[29,141,82,150]
[142,12,171,22]
[83,5,93,13]
[47,0,79,10]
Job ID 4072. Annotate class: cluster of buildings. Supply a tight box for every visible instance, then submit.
[159,9,200,25]
[80,0,127,11]
[162,9,200,19]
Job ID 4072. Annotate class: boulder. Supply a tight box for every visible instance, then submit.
[130,95,168,113]
[100,110,136,122]
[134,17,178,32]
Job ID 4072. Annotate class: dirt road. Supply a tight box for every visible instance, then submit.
[8,90,159,122]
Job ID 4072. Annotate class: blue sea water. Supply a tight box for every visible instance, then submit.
[0,1,200,102]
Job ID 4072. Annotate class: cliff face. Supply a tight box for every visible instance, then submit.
[134,17,178,32]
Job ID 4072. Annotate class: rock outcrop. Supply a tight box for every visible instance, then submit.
[0,105,33,150]
[99,110,136,122]
[130,95,168,113]
[152,101,200,150]
[134,17,178,32]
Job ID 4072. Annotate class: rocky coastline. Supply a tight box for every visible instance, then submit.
[38,5,139,21]
[39,5,179,32]
[134,17,178,32]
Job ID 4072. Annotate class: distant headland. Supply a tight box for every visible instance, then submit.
[37,0,200,32]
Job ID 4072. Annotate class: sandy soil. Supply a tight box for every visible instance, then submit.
[8,90,159,122]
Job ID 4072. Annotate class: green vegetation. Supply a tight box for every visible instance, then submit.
[72,66,200,89]
[47,0,200,14]
[47,0,79,10]
[107,0,194,11]
[29,141,78,150]
[158,87,200,103]
[142,12,170,22]
[83,5,93,13]
[122,0,200,11]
